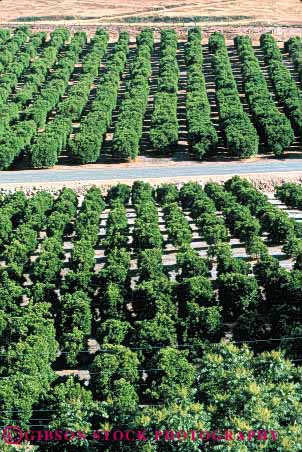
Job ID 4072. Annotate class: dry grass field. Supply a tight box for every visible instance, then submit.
[0,0,301,26]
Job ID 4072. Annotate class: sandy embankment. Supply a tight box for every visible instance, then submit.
[1,172,302,195]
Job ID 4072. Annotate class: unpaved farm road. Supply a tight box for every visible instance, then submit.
[2,159,302,185]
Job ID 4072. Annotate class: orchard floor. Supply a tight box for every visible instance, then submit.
[40,191,302,380]
[3,36,302,173]
[1,177,301,382]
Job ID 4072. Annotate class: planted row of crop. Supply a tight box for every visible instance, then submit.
[235,35,294,156]
[132,181,163,250]
[32,189,78,286]
[112,29,154,161]
[225,177,298,241]
[0,280,58,428]
[0,28,11,46]
[57,29,109,121]
[156,184,221,347]
[155,183,223,347]
[131,183,178,353]
[104,199,129,250]
[2,182,302,434]
[150,29,179,152]
[69,32,130,163]
[185,27,218,159]
[30,30,109,168]
[0,187,61,426]
[0,29,76,170]
[0,31,47,107]
[14,28,70,107]
[260,33,302,135]
[209,32,259,158]
[96,189,131,346]
[162,202,192,248]
[59,187,105,366]
[27,32,87,169]
[0,26,29,73]
[3,192,53,280]
[26,31,87,128]
[63,186,106,296]
[179,182,230,248]
[286,36,302,86]
[98,195,131,350]
[0,191,28,250]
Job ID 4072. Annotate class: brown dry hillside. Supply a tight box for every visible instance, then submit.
[0,0,301,26]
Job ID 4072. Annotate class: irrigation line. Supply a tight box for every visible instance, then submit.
[1,335,302,356]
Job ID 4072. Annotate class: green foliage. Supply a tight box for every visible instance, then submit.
[0,303,58,428]
[286,36,302,88]
[106,183,131,205]
[178,275,215,306]
[49,377,99,445]
[133,313,178,353]
[112,29,154,160]
[4,224,38,279]
[224,203,261,242]
[156,183,179,205]
[75,186,105,245]
[47,187,78,237]
[60,291,92,336]
[246,235,269,260]
[215,242,251,276]
[163,202,192,247]
[70,32,129,163]
[137,248,165,282]
[31,115,73,167]
[132,185,163,250]
[49,30,107,136]
[178,276,222,346]
[150,30,179,152]
[104,200,129,250]
[147,348,196,401]
[261,33,302,134]
[176,247,211,280]
[0,31,45,107]
[3,181,302,449]
[186,28,218,159]
[225,177,297,245]
[235,35,294,156]
[179,181,204,209]
[197,342,302,451]
[70,239,96,273]
[97,319,132,345]
[133,218,163,250]
[100,282,126,319]
[109,378,139,420]
[90,344,139,399]
[276,182,302,209]
[32,236,65,284]
[218,272,262,321]
[209,32,259,158]
[59,290,93,365]
[100,247,131,290]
